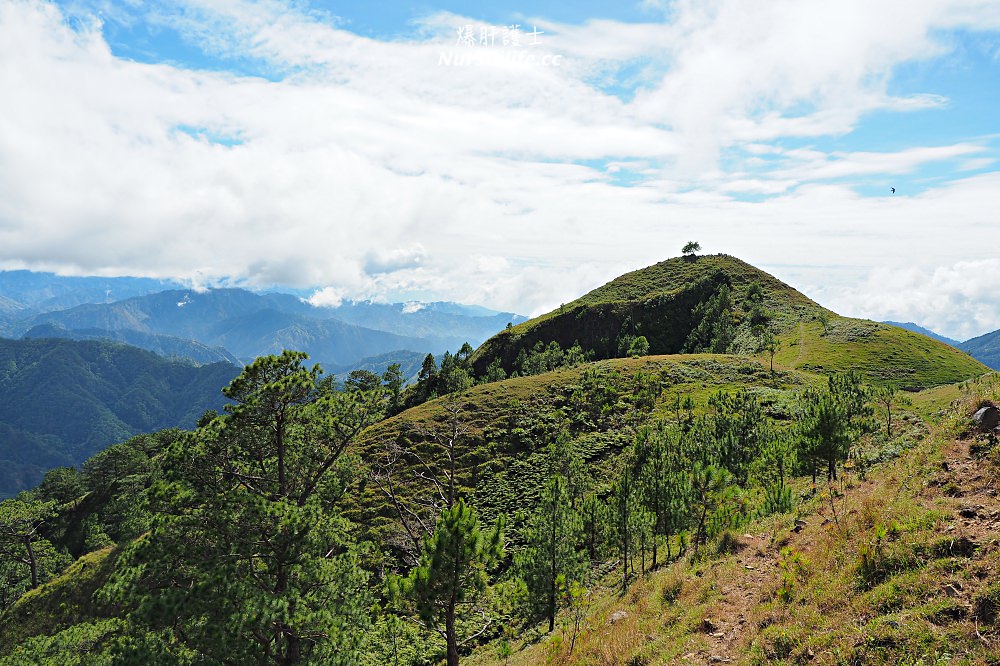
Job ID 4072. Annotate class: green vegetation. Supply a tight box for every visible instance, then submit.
[0,254,995,666]
[0,337,236,497]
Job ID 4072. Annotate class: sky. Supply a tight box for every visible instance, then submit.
[1,0,999,340]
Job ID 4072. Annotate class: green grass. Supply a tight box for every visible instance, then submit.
[775,318,987,390]
[0,546,117,653]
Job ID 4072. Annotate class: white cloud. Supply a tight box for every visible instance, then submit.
[0,0,997,331]
[306,286,348,308]
[826,259,1000,341]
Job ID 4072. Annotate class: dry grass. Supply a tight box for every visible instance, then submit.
[471,378,1000,665]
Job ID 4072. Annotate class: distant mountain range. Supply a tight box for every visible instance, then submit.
[0,272,526,372]
[0,270,180,318]
[957,330,1000,371]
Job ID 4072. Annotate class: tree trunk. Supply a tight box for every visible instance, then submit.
[548,493,557,633]
[446,599,459,666]
[24,535,38,589]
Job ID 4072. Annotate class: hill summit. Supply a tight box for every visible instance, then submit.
[472,253,985,390]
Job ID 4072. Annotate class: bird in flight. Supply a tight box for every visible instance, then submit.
[891,187,895,194]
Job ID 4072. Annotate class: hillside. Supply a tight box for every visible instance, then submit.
[2,344,999,664]
[466,375,1000,666]
[351,354,823,550]
[0,257,994,665]
[959,329,1000,371]
[471,254,986,390]
[0,337,236,497]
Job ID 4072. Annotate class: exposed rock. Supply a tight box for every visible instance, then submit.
[702,618,720,633]
[609,610,628,625]
[972,405,1000,432]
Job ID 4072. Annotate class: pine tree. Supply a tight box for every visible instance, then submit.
[517,475,585,632]
[800,390,850,482]
[401,499,504,666]
[0,498,65,608]
[105,351,384,665]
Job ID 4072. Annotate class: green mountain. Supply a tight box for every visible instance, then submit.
[0,337,237,497]
[472,254,986,390]
[21,323,240,366]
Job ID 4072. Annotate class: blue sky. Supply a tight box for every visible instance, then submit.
[1,0,1000,339]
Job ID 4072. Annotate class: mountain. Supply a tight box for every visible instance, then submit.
[21,323,240,366]
[472,254,986,390]
[327,349,427,385]
[0,271,178,322]
[959,329,1000,370]
[883,320,960,347]
[0,337,237,497]
[316,300,526,351]
[1,256,995,665]
[17,289,427,369]
[13,287,523,369]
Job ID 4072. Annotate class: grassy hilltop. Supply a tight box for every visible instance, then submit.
[471,254,985,390]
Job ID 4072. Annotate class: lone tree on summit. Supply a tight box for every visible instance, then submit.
[682,241,701,257]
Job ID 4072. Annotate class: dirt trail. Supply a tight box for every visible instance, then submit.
[692,533,778,664]
[923,438,1000,550]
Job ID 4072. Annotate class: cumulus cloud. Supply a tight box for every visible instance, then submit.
[0,0,998,325]
[825,259,1000,341]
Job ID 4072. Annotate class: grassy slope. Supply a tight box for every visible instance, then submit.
[0,546,118,650]
[468,376,1000,666]
[471,254,987,390]
[351,354,822,548]
[775,318,987,390]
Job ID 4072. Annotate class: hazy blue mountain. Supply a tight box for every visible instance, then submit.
[317,300,526,351]
[20,289,428,369]
[16,287,524,368]
[883,321,960,347]
[0,270,179,314]
[0,337,237,497]
[205,308,426,367]
[959,329,1000,371]
[22,323,241,366]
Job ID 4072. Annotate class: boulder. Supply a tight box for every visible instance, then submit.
[972,405,1000,432]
